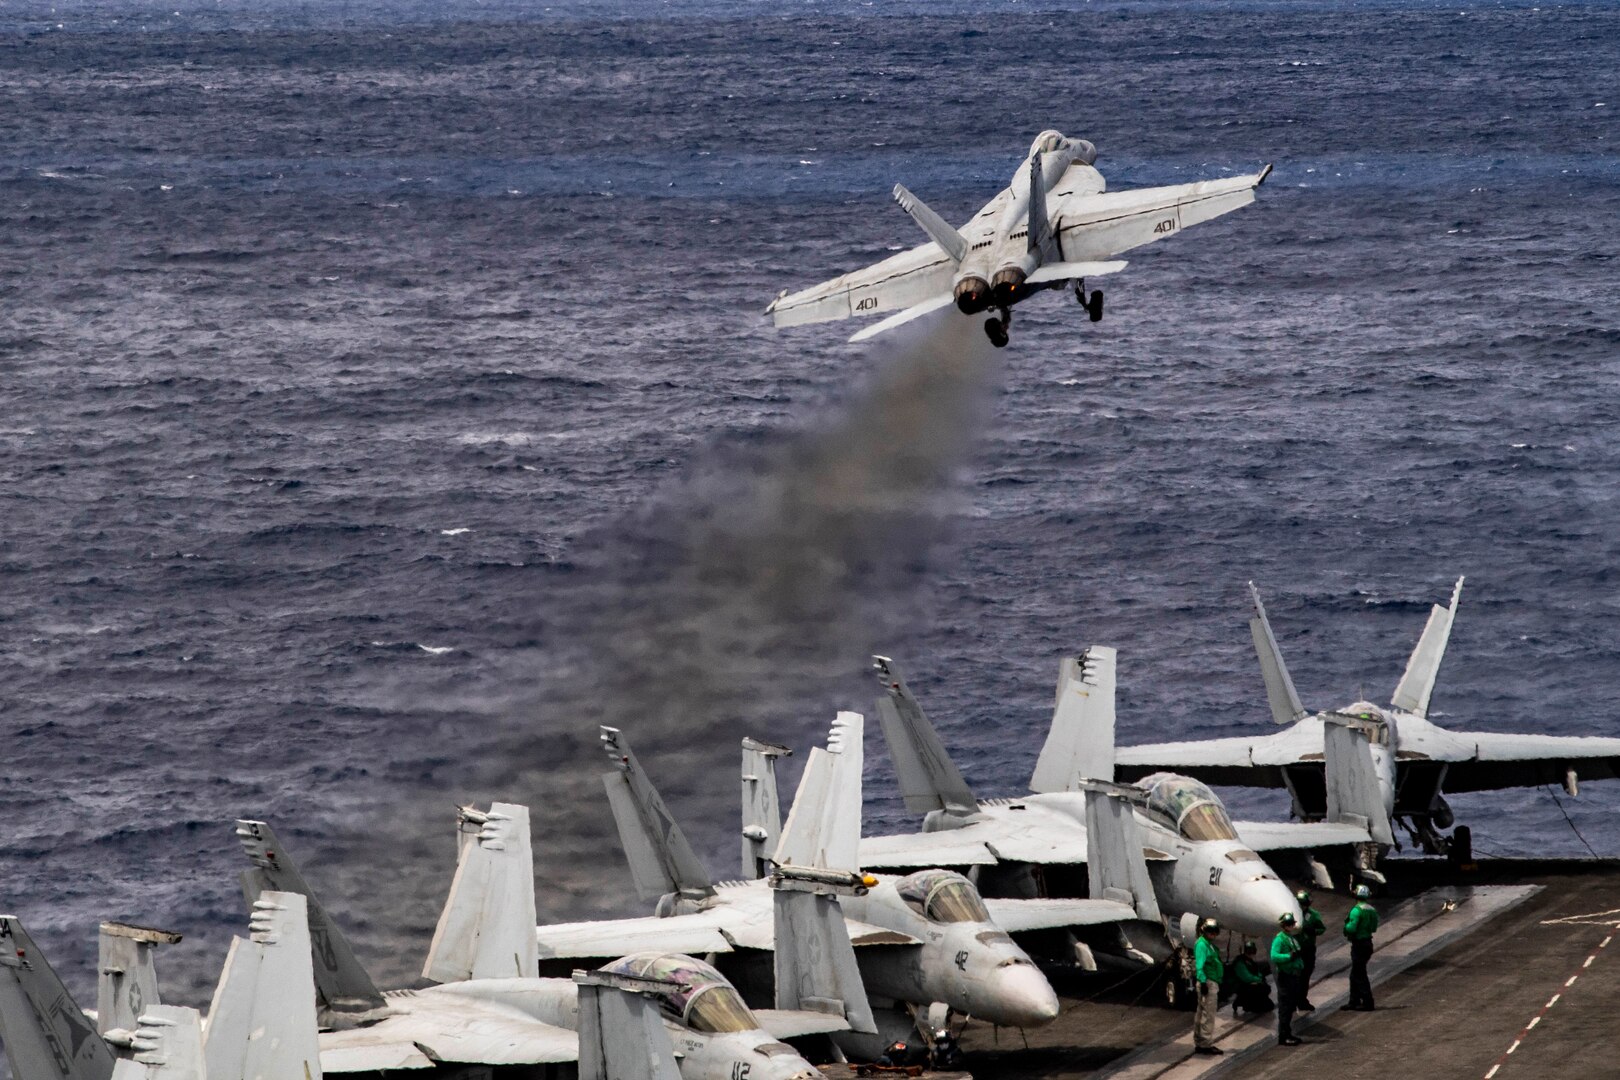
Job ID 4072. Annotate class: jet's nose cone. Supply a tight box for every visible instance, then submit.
[1231,878,1302,937]
[982,962,1061,1027]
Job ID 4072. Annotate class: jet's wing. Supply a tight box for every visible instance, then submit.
[983,898,1137,933]
[535,913,735,961]
[1053,167,1271,263]
[320,989,579,1071]
[753,1009,853,1038]
[860,802,1092,869]
[766,243,956,328]
[1400,727,1620,794]
[1234,821,1372,852]
[858,829,999,868]
[1114,720,1326,787]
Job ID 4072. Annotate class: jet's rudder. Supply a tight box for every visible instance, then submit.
[1248,582,1309,725]
[599,726,715,907]
[96,923,181,1036]
[1031,646,1117,792]
[423,803,539,983]
[0,916,116,1080]
[202,891,322,1080]
[1391,577,1464,718]
[740,737,791,880]
[871,656,977,817]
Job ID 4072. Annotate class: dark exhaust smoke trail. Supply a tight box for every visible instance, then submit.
[274,319,1000,994]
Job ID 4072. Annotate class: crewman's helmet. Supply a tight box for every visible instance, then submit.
[1243,940,1257,955]
[1354,884,1371,899]
[1200,917,1220,936]
[1296,889,1312,906]
[1278,912,1297,927]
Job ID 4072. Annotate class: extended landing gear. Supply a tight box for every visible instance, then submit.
[983,308,1011,348]
[1075,281,1104,322]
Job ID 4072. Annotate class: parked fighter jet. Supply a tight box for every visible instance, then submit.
[766,130,1270,346]
[0,891,321,1080]
[536,715,1144,1057]
[237,812,829,1080]
[858,649,1384,971]
[1115,579,1620,854]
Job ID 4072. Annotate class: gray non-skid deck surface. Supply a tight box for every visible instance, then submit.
[1097,885,1541,1079]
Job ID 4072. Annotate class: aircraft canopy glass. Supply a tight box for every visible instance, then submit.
[599,953,759,1033]
[896,870,991,923]
[1140,774,1239,842]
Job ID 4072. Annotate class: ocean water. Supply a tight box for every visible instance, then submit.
[2,0,1617,1020]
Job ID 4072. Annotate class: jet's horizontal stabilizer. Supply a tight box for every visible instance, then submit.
[424,803,539,983]
[1248,582,1309,725]
[1024,260,1127,285]
[1391,577,1464,718]
[847,292,956,342]
[872,656,978,816]
[0,916,116,1080]
[892,184,967,263]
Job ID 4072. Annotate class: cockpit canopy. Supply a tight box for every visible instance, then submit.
[599,953,759,1034]
[1139,774,1239,842]
[895,870,991,924]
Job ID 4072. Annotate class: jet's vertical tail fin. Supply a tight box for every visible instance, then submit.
[203,891,322,1080]
[573,971,682,1080]
[1248,582,1309,725]
[599,727,715,905]
[0,916,116,1080]
[234,820,388,1027]
[1027,151,1051,254]
[1031,647,1117,792]
[1391,577,1464,718]
[105,1005,205,1080]
[423,803,538,983]
[770,714,877,1035]
[96,924,181,1036]
[1080,786,1161,924]
[871,656,977,816]
[1323,719,1395,846]
[740,737,791,880]
[892,184,968,264]
[775,713,863,873]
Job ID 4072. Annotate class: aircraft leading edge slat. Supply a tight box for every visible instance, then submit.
[768,131,1269,345]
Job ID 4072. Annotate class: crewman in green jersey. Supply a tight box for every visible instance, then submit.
[1270,912,1305,1046]
[1345,883,1380,1011]
[1296,889,1326,1010]
[1229,940,1273,1015]
[1193,917,1225,1055]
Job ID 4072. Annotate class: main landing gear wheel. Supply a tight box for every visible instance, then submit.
[1075,282,1104,322]
[984,309,1011,348]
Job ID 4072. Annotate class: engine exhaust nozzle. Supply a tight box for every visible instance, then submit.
[991,267,1027,306]
[954,276,992,314]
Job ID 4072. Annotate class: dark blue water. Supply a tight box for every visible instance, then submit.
[2,0,1617,1019]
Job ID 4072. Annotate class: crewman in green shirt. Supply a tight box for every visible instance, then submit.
[1193,917,1225,1055]
[1228,940,1273,1015]
[1270,912,1305,1046]
[1345,884,1380,1011]
[1296,889,1326,1010]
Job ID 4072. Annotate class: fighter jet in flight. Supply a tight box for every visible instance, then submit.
[766,130,1270,346]
[1115,579,1620,854]
[857,648,1384,986]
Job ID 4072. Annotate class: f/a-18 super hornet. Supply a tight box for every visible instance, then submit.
[536,715,1142,1058]
[0,890,323,1080]
[766,130,1271,347]
[858,649,1387,978]
[235,809,830,1080]
[1115,579,1620,855]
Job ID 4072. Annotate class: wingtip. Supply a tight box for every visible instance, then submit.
[1257,162,1274,185]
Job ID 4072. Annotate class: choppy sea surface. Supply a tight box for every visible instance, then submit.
[2,0,1617,1017]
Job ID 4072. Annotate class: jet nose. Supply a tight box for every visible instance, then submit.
[1231,878,1302,937]
[981,961,1061,1027]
